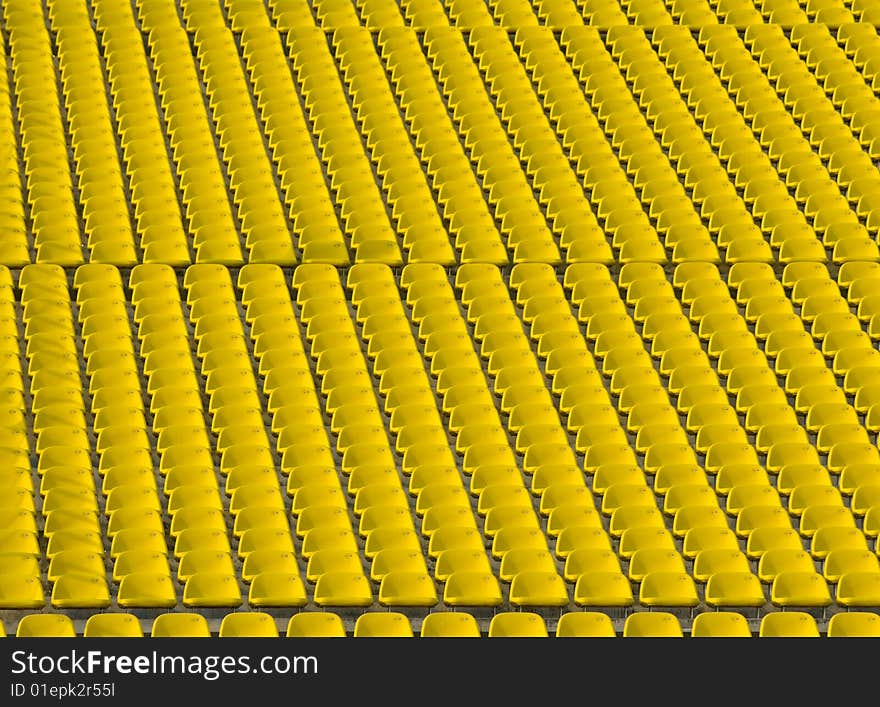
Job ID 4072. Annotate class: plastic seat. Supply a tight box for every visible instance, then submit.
[488,612,548,637]
[759,612,820,637]
[151,613,211,637]
[639,571,700,607]
[16,614,76,638]
[48,551,105,582]
[771,572,833,607]
[286,613,347,637]
[249,573,309,608]
[690,612,752,637]
[554,525,614,559]
[705,572,766,607]
[183,573,242,608]
[378,571,438,607]
[799,505,856,536]
[555,612,616,637]
[509,571,570,607]
[623,612,683,637]
[420,612,481,637]
[827,612,880,637]
[811,527,869,558]
[118,573,178,608]
[573,569,634,607]
[84,614,144,638]
[824,549,880,582]
[219,612,279,637]
[443,571,504,606]
[628,548,687,582]
[836,572,880,607]
[354,613,414,637]
[51,575,110,609]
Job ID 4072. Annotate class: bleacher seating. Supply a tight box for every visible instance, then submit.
[0,0,879,636]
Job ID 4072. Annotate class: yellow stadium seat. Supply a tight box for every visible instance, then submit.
[623,612,683,637]
[313,572,373,607]
[574,572,634,607]
[354,613,414,637]
[759,612,820,637]
[420,612,481,637]
[249,573,309,608]
[555,612,616,637]
[151,613,212,638]
[443,572,504,607]
[219,613,279,638]
[771,572,833,607]
[827,612,880,637]
[84,614,144,638]
[51,575,110,609]
[836,573,880,607]
[183,573,242,608]
[286,613,347,638]
[691,612,752,638]
[15,19,880,645]
[16,614,76,638]
[488,612,548,637]
[118,573,177,608]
